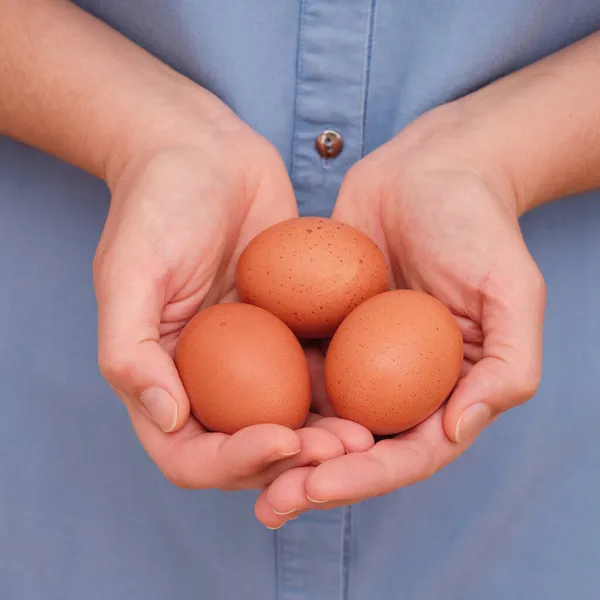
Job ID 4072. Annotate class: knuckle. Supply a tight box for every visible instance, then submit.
[514,365,542,403]
[159,438,209,490]
[160,439,235,491]
[163,467,238,492]
[97,347,134,386]
[504,356,543,406]
[92,245,110,289]
[530,267,547,301]
[521,260,546,306]
[219,480,248,492]
[365,451,397,493]
[91,248,103,278]
[410,434,438,480]
[161,464,195,490]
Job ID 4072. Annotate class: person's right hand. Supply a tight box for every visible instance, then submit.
[93,96,374,495]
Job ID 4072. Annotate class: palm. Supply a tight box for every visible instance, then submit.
[337,169,534,376]
[255,154,545,526]
[142,149,300,359]
[95,136,373,494]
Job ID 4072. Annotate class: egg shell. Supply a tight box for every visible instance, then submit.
[174,303,311,434]
[236,217,389,338]
[324,290,463,435]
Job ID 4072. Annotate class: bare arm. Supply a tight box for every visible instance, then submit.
[254,31,600,522]
[0,0,231,183]
[409,30,600,214]
[1,0,371,498]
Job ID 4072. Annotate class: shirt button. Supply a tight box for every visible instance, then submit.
[315,129,344,159]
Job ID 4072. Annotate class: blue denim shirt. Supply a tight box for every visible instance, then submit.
[1,2,600,599]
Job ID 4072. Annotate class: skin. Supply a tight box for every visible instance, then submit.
[95,129,374,492]
[255,31,600,527]
[0,0,374,496]
[2,2,599,526]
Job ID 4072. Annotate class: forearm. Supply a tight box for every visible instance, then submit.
[0,0,229,183]
[414,31,600,214]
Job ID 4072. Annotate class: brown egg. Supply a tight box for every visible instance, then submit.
[236,217,389,338]
[324,290,463,435]
[174,303,311,434]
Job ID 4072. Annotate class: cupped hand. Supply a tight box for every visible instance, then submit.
[93,100,372,493]
[255,111,546,527]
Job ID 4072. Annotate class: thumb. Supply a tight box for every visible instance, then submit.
[444,254,546,443]
[94,251,190,433]
[331,165,395,289]
[331,164,387,251]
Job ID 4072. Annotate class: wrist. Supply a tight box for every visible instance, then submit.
[402,32,600,215]
[394,103,523,216]
[103,82,245,190]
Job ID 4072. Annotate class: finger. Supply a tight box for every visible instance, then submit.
[461,358,476,378]
[127,400,302,489]
[257,416,378,523]
[254,468,312,528]
[304,345,337,417]
[444,250,546,443]
[304,410,467,504]
[463,342,483,364]
[94,245,190,433]
[260,426,345,485]
[302,346,376,453]
[305,414,375,453]
[455,316,484,344]
[257,421,366,525]
[331,164,390,261]
[256,467,349,527]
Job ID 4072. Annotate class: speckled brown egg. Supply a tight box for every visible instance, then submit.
[174,303,311,434]
[324,290,463,435]
[236,217,389,338]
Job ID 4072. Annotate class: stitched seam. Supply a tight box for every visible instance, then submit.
[289,0,308,187]
[274,528,282,600]
[360,0,377,158]
[340,506,352,600]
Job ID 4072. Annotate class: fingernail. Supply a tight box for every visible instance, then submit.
[279,448,302,457]
[140,387,177,432]
[455,403,492,443]
[265,515,298,530]
[307,494,328,504]
[272,507,296,516]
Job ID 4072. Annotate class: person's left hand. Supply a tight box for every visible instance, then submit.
[254,109,546,528]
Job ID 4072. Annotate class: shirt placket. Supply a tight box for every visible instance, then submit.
[290,0,375,218]
[276,507,352,600]
[279,2,375,599]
